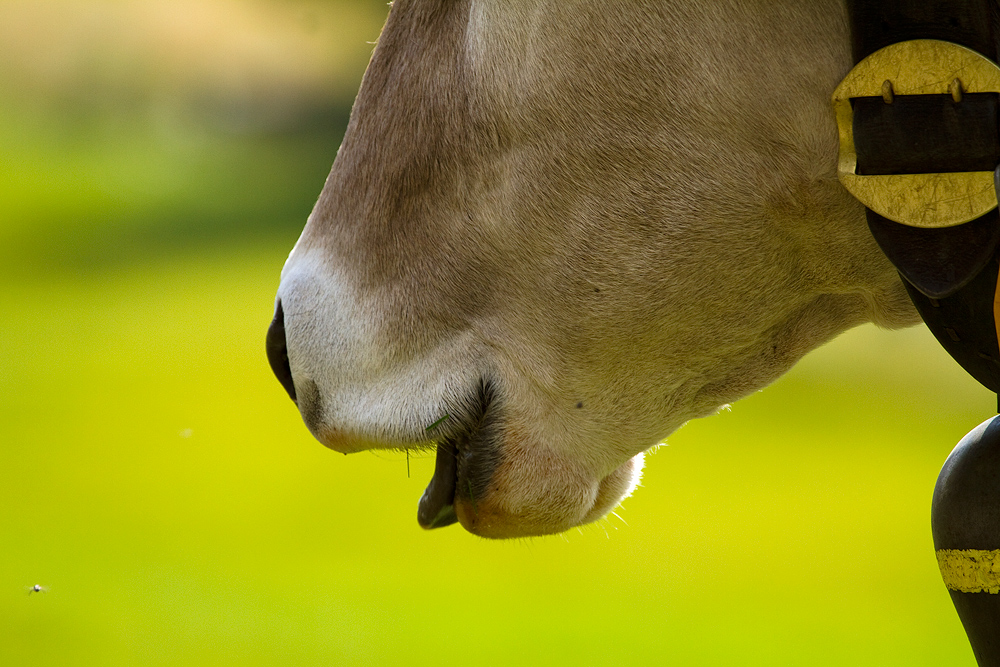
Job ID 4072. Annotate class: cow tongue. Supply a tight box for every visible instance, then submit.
[417,441,458,529]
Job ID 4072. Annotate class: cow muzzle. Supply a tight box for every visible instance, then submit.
[267,285,643,538]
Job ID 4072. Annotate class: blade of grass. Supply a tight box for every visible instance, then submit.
[425,414,450,432]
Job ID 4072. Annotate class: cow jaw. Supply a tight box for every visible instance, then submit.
[417,417,644,539]
[451,445,645,539]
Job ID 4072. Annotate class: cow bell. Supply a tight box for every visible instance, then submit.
[932,415,1000,665]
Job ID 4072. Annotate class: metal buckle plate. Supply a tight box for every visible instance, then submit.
[833,40,1000,228]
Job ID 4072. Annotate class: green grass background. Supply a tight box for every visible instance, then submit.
[0,2,992,664]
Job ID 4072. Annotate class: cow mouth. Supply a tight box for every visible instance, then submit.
[417,379,498,530]
[417,439,460,529]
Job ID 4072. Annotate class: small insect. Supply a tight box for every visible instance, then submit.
[26,585,48,595]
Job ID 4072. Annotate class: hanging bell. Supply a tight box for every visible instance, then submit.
[932,415,1000,665]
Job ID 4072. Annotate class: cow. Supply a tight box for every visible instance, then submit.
[266,0,921,540]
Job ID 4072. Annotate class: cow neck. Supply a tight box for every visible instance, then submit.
[845,0,1000,399]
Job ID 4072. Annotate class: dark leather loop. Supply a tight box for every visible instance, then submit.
[904,248,1000,393]
[867,209,1000,299]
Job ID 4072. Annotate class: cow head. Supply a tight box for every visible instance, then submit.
[267,0,919,538]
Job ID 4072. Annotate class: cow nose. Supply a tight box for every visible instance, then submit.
[266,300,297,403]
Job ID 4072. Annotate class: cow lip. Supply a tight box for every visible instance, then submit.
[416,378,498,530]
[417,439,459,529]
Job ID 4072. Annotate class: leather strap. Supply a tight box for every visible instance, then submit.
[846,0,1000,394]
[853,93,1000,175]
[847,0,999,62]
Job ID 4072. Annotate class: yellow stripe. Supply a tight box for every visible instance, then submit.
[994,266,1000,351]
[937,549,1000,593]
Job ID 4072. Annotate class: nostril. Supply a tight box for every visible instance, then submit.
[266,300,297,403]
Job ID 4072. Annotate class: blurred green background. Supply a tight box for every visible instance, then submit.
[0,1,993,664]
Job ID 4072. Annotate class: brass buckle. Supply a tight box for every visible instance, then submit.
[833,40,1000,228]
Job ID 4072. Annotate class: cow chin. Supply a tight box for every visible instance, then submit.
[454,448,644,539]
